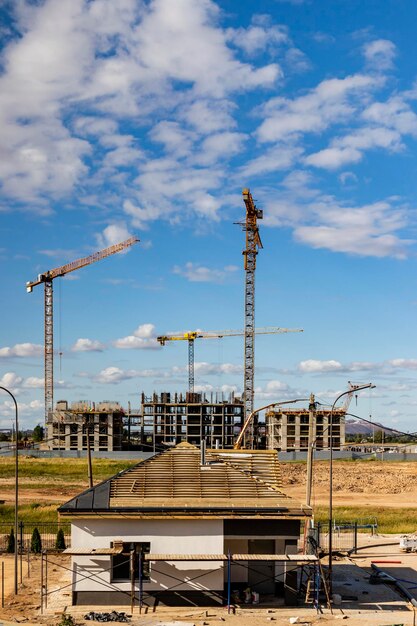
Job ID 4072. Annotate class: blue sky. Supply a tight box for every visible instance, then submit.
[1,0,417,431]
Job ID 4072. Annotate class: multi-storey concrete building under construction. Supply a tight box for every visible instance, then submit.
[137,391,244,449]
[265,407,346,451]
[47,400,124,451]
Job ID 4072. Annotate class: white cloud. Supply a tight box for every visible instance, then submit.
[173,262,239,282]
[306,126,403,170]
[363,39,396,71]
[0,372,23,390]
[0,0,279,213]
[96,222,134,249]
[0,399,43,423]
[94,366,138,384]
[227,21,289,56]
[23,376,44,389]
[256,74,379,143]
[293,199,413,259]
[298,359,343,373]
[113,323,160,350]
[194,362,243,375]
[240,145,302,177]
[71,338,105,352]
[388,358,417,370]
[362,96,417,136]
[263,171,414,259]
[339,171,358,185]
[0,342,43,358]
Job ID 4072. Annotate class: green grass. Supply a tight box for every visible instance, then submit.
[0,457,138,480]
[314,506,417,534]
[0,503,59,523]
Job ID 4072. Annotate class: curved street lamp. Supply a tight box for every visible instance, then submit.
[234,398,309,450]
[0,385,19,595]
[328,382,375,592]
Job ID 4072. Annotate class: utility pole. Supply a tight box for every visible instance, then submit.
[306,393,316,510]
[85,415,93,488]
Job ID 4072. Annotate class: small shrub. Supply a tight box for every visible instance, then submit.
[58,614,76,626]
[31,527,42,554]
[6,527,15,553]
[55,528,66,550]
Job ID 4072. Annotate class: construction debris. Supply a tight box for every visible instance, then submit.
[84,611,130,622]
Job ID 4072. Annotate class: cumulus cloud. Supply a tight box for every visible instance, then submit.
[263,171,414,259]
[298,359,343,373]
[0,0,281,216]
[71,338,105,352]
[0,343,43,358]
[256,74,379,143]
[94,366,139,384]
[96,222,134,249]
[363,39,397,71]
[23,376,44,389]
[306,126,403,170]
[173,262,239,283]
[113,323,160,350]
[0,372,23,390]
[194,362,243,375]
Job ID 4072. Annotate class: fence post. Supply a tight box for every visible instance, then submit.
[353,522,358,554]
[317,522,321,550]
[227,551,231,613]
[40,552,43,614]
[138,550,143,614]
[1,561,4,609]
[19,521,23,585]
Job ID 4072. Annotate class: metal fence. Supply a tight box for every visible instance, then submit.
[310,518,377,554]
[0,521,71,552]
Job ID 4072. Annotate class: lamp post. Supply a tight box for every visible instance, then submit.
[328,382,375,593]
[234,398,309,450]
[0,385,19,595]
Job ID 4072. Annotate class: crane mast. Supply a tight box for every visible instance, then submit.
[241,188,263,421]
[27,237,138,422]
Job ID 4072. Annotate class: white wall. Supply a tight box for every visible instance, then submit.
[72,518,224,593]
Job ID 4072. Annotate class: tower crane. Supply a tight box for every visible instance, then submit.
[240,188,263,421]
[26,236,138,422]
[157,327,303,393]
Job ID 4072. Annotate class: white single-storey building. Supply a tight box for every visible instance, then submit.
[58,443,313,606]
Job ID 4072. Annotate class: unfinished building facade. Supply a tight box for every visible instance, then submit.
[265,407,346,451]
[136,392,244,449]
[47,400,124,451]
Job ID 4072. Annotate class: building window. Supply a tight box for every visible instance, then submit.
[111,542,151,582]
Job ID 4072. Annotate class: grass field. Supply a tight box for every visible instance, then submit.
[314,506,417,534]
[0,457,416,533]
[0,456,138,479]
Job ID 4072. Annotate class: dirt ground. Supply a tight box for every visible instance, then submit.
[2,460,416,509]
[282,460,417,507]
[1,460,416,623]
[2,537,417,625]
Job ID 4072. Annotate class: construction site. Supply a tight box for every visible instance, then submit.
[1,188,415,626]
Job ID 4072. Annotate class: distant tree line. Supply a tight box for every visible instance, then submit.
[346,431,416,444]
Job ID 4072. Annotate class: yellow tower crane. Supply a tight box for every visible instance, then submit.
[157,326,303,393]
[26,236,139,422]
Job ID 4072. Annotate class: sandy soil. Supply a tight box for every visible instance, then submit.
[2,538,417,625]
[281,460,417,508]
[1,460,416,509]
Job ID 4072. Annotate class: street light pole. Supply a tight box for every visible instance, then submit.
[234,398,309,450]
[328,382,375,593]
[0,385,19,595]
